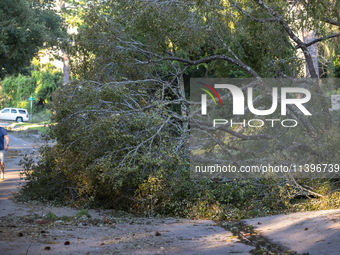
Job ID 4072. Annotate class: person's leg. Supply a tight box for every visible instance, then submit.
[0,163,4,181]
[0,151,4,181]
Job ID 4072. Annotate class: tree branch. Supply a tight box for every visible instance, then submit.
[325,17,340,27]
[296,32,340,48]
[251,0,331,125]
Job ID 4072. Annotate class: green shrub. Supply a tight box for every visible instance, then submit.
[0,68,62,109]
[45,212,58,221]
[1,74,36,107]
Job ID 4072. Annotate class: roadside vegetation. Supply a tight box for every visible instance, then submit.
[2,0,340,221]
[0,60,62,111]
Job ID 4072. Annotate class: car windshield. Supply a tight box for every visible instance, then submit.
[1,109,9,113]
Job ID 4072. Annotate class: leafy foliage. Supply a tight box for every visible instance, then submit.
[19,79,188,209]
[0,0,65,78]
[0,68,62,109]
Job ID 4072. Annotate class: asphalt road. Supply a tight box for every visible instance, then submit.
[1,123,340,254]
[0,133,38,217]
[0,130,255,255]
[0,122,9,126]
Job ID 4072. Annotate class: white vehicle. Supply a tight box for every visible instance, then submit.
[0,108,29,122]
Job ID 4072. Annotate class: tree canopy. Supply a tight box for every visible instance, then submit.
[0,0,65,79]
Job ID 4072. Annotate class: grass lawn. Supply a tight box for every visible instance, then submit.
[9,121,52,134]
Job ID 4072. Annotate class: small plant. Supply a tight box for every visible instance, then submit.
[75,209,91,218]
[45,212,58,221]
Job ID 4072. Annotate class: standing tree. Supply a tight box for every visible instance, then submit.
[0,0,65,79]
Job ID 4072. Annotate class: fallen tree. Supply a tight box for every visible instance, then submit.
[19,0,340,218]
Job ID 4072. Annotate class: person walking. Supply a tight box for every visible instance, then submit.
[0,126,9,181]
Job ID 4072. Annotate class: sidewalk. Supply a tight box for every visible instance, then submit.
[243,209,340,255]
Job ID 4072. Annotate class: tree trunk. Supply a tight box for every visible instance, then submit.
[303,30,319,78]
[58,1,70,84]
[63,50,70,84]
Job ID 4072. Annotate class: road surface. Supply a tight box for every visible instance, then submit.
[0,133,39,217]
[1,123,340,255]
